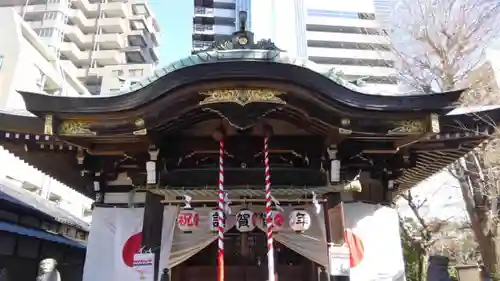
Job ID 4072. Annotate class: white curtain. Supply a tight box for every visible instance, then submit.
[253,205,329,267]
[157,202,406,281]
[167,207,236,268]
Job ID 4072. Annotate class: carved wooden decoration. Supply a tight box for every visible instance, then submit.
[388,120,425,134]
[58,120,96,136]
[199,89,286,106]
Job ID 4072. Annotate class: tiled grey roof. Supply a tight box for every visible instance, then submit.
[0,179,90,231]
[113,50,383,95]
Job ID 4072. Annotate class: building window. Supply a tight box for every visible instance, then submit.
[43,11,58,20]
[130,20,146,30]
[0,55,3,70]
[36,28,54,37]
[129,68,144,77]
[131,4,150,16]
[307,9,376,20]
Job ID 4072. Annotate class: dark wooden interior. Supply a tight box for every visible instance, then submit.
[171,228,319,281]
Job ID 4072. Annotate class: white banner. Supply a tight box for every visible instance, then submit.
[83,207,145,281]
[343,203,406,281]
[82,207,178,281]
[83,203,405,281]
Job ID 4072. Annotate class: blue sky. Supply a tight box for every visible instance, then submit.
[149,0,194,67]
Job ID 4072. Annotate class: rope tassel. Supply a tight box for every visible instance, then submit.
[264,136,276,281]
[217,139,225,281]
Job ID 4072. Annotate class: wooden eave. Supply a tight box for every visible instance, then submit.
[1,106,499,195]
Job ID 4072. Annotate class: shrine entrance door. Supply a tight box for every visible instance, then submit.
[170,228,317,281]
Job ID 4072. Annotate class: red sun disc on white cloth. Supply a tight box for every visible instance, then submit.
[344,229,365,268]
[122,232,142,267]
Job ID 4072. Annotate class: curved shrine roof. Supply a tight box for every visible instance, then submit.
[18,49,464,115]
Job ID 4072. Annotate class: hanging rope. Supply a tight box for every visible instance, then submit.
[217,139,225,281]
[264,136,276,281]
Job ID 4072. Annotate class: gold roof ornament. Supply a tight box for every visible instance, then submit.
[44,115,53,136]
[59,120,96,136]
[388,120,425,134]
[199,88,286,106]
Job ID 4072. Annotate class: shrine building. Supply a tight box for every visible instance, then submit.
[1,12,499,281]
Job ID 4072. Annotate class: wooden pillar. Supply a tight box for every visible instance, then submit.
[324,192,350,281]
[141,191,164,281]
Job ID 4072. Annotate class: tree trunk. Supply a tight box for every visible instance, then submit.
[458,176,500,280]
[419,252,428,281]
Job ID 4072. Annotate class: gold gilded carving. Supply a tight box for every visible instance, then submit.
[133,128,147,136]
[430,113,440,133]
[388,120,424,134]
[59,120,96,136]
[44,115,53,136]
[199,89,286,106]
[134,118,145,127]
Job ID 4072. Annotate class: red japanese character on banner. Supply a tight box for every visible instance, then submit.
[261,210,285,232]
[177,209,199,233]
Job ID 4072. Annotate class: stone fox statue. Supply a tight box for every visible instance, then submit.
[36,258,61,281]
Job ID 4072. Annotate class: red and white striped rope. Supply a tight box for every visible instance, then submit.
[264,136,275,281]
[217,140,225,281]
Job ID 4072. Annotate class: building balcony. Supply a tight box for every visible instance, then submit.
[307,16,382,29]
[194,7,214,17]
[131,0,152,17]
[68,9,126,34]
[72,0,127,19]
[194,7,239,19]
[27,19,60,30]
[193,24,234,35]
[60,42,123,66]
[306,31,390,45]
[11,3,63,14]
[192,40,214,52]
[59,60,79,78]
[127,28,158,49]
[213,8,235,18]
[124,46,146,64]
[193,24,215,35]
[65,25,127,50]
[317,64,396,77]
[308,47,395,61]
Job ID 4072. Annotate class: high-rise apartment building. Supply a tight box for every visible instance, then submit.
[0,8,90,109]
[191,0,398,93]
[1,0,161,95]
[192,0,250,53]
[304,0,397,93]
[249,0,399,93]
